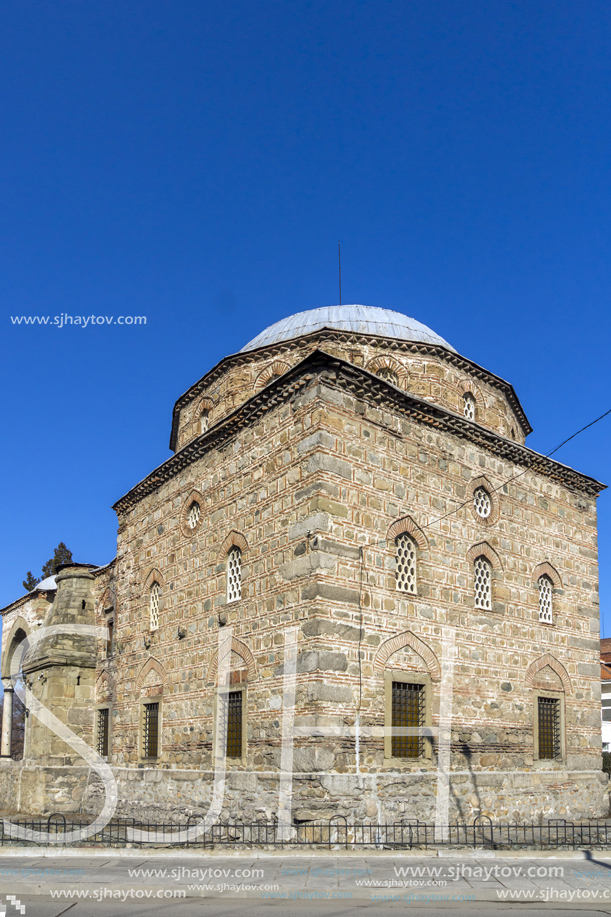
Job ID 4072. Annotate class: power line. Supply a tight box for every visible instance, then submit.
[419,405,611,534]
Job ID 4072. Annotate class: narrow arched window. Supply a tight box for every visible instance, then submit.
[227,546,242,602]
[463,392,476,420]
[187,500,201,529]
[200,410,209,434]
[538,575,553,624]
[150,582,160,631]
[474,555,492,609]
[378,367,399,386]
[395,533,417,594]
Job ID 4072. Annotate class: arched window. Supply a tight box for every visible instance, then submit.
[538,575,553,624]
[473,555,492,609]
[150,582,161,631]
[378,367,399,386]
[227,547,242,603]
[395,533,417,594]
[463,392,476,420]
[473,486,492,520]
[187,500,201,530]
[200,410,209,434]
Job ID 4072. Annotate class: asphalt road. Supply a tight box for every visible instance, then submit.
[1,852,611,916]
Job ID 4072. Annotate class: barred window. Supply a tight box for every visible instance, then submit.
[226,690,243,758]
[391,682,425,758]
[149,582,160,631]
[538,575,553,624]
[463,393,476,420]
[378,367,399,386]
[187,501,201,529]
[97,708,109,757]
[395,533,417,594]
[143,702,159,758]
[227,547,242,603]
[473,486,491,519]
[200,410,209,434]
[474,555,492,609]
[538,697,560,759]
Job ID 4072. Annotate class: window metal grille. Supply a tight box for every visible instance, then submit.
[97,708,109,757]
[538,697,560,759]
[395,533,417,594]
[143,702,159,758]
[474,556,492,609]
[187,501,201,529]
[226,691,243,758]
[391,682,425,758]
[200,410,209,434]
[149,582,160,631]
[227,547,242,602]
[463,393,476,420]
[378,367,399,386]
[538,575,553,624]
[473,487,491,519]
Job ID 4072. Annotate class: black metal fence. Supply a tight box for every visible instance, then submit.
[1,813,611,849]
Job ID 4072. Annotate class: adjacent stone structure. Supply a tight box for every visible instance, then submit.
[1,304,607,823]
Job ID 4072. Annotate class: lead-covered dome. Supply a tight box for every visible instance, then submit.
[239,304,456,353]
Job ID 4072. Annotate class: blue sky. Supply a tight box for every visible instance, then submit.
[1,1,610,630]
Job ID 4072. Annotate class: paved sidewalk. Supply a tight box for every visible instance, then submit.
[1,852,611,913]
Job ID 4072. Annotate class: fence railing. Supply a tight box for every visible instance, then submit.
[1,814,611,849]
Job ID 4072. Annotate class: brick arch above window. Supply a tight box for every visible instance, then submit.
[136,657,167,696]
[191,395,214,433]
[365,355,408,389]
[466,540,503,571]
[457,379,483,418]
[219,530,249,559]
[98,586,116,614]
[386,514,428,550]
[206,636,256,685]
[533,562,562,588]
[525,653,572,695]
[181,488,204,537]
[374,630,441,680]
[466,475,501,526]
[144,567,164,591]
[255,361,290,390]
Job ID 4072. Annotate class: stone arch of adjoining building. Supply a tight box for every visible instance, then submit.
[533,562,562,588]
[96,671,113,703]
[467,540,503,570]
[525,653,572,695]
[136,657,167,695]
[206,636,256,685]
[1,617,31,679]
[386,515,428,550]
[373,631,441,680]
[255,361,290,390]
[219,531,249,559]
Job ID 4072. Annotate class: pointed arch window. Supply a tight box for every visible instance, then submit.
[150,581,161,631]
[227,547,242,603]
[395,533,417,594]
[538,575,553,624]
[473,555,492,610]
